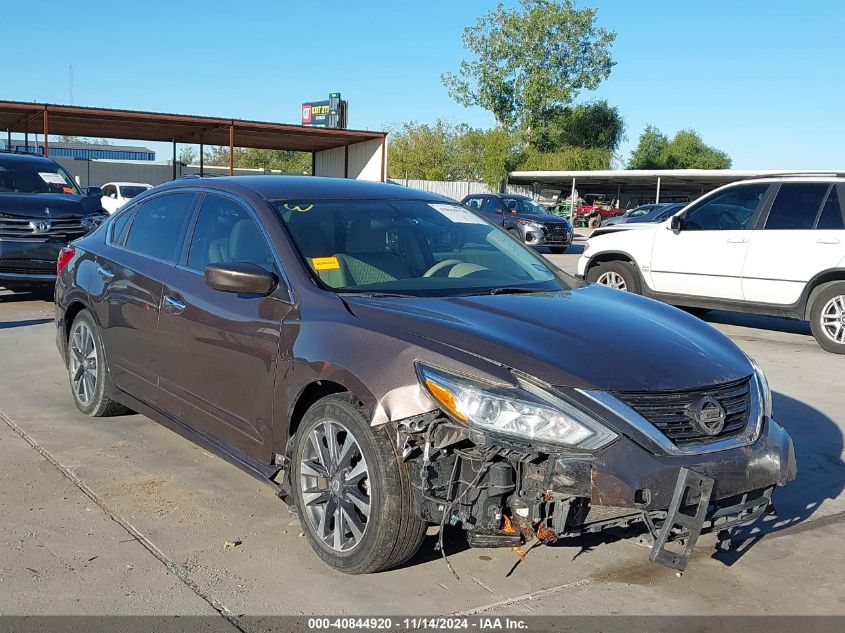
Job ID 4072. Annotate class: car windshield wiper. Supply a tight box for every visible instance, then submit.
[463,287,540,296]
[339,291,418,298]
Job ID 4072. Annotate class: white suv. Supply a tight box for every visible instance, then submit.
[577,176,845,353]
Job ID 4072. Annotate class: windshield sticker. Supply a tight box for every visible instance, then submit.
[428,203,487,225]
[284,203,313,213]
[312,256,340,271]
[38,172,66,185]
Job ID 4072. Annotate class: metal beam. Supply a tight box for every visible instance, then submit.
[199,139,204,177]
[655,177,661,204]
[228,124,234,176]
[42,108,49,157]
[172,139,176,180]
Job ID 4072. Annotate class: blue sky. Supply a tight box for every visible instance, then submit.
[4,0,844,169]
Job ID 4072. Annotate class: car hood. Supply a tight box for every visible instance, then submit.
[517,213,570,224]
[343,285,751,392]
[590,223,658,238]
[0,193,104,219]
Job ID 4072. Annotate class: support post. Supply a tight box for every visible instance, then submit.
[6,128,10,151]
[42,108,49,157]
[655,177,661,204]
[199,139,204,177]
[172,140,177,180]
[24,130,28,153]
[570,177,577,213]
[229,124,234,176]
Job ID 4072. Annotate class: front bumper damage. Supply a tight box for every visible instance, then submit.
[397,413,796,571]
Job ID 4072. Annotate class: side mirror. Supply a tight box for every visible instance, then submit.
[85,186,103,197]
[204,262,277,295]
[670,215,683,232]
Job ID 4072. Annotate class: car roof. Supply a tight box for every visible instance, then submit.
[160,175,454,202]
[0,152,60,167]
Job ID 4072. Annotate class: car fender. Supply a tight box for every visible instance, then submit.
[580,228,658,288]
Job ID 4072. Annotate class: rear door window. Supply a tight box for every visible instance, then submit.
[124,193,195,262]
[764,183,829,230]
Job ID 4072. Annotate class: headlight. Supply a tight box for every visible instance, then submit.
[517,218,543,228]
[749,357,773,418]
[81,214,108,231]
[417,364,617,450]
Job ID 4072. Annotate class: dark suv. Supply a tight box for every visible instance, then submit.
[55,176,795,574]
[0,151,107,291]
[462,193,573,253]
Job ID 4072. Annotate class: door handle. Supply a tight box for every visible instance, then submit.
[726,237,748,244]
[96,266,114,279]
[817,237,841,245]
[162,294,186,315]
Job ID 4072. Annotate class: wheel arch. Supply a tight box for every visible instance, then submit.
[802,269,845,320]
[584,250,638,276]
[287,380,354,445]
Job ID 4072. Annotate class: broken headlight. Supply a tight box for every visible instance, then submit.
[417,363,617,450]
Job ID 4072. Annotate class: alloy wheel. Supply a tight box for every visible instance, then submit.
[820,294,845,344]
[300,420,371,552]
[69,322,98,404]
[596,270,627,291]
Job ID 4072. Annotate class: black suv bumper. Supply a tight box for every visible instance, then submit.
[0,240,61,284]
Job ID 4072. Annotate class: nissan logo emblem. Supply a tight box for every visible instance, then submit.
[691,396,727,436]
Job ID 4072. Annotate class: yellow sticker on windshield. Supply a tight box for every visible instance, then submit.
[284,203,313,213]
[312,256,340,270]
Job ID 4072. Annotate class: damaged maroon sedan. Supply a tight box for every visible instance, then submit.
[55,176,796,574]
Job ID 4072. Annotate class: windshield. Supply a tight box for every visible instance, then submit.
[500,197,550,215]
[120,185,149,199]
[273,199,570,297]
[0,161,81,195]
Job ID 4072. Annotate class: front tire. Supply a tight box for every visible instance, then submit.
[291,393,427,573]
[587,261,641,294]
[67,309,128,416]
[810,283,845,354]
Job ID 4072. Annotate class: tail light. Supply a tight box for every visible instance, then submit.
[57,246,76,275]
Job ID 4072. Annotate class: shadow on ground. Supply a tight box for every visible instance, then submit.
[713,391,844,565]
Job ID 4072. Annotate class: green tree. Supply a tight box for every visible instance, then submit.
[178,146,197,164]
[517,146,611,171]
[57,135,111,145]
[531,100,625,153]
[442,0,616,129]
[455,127,517,190]
[628,126,731,169]
[202,147,311,173]
[387,120,461,181]
[627,125,668,169]
[662,129,731,169]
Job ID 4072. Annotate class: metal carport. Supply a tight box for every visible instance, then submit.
[0,100,387,181]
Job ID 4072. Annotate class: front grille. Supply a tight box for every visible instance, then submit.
[0,216,87,241]
[614,377,752,446]
[543,224,570,241]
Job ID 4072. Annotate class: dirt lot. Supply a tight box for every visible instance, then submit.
[1,243,844,624]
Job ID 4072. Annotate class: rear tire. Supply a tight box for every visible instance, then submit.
[67,309,128,416]
[291,393,427,573]
[587,261,640,294]
[588,216,601,230]
[809,282,845,354]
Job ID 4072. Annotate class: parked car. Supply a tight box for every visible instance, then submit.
[0,151,108,292]
[100,182,153,214]
[55,176,795,574]
[461,193,573,253]
[578,176,845,353]
[602,203,686,226]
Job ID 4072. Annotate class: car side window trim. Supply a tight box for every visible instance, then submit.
[680,183,775,231]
